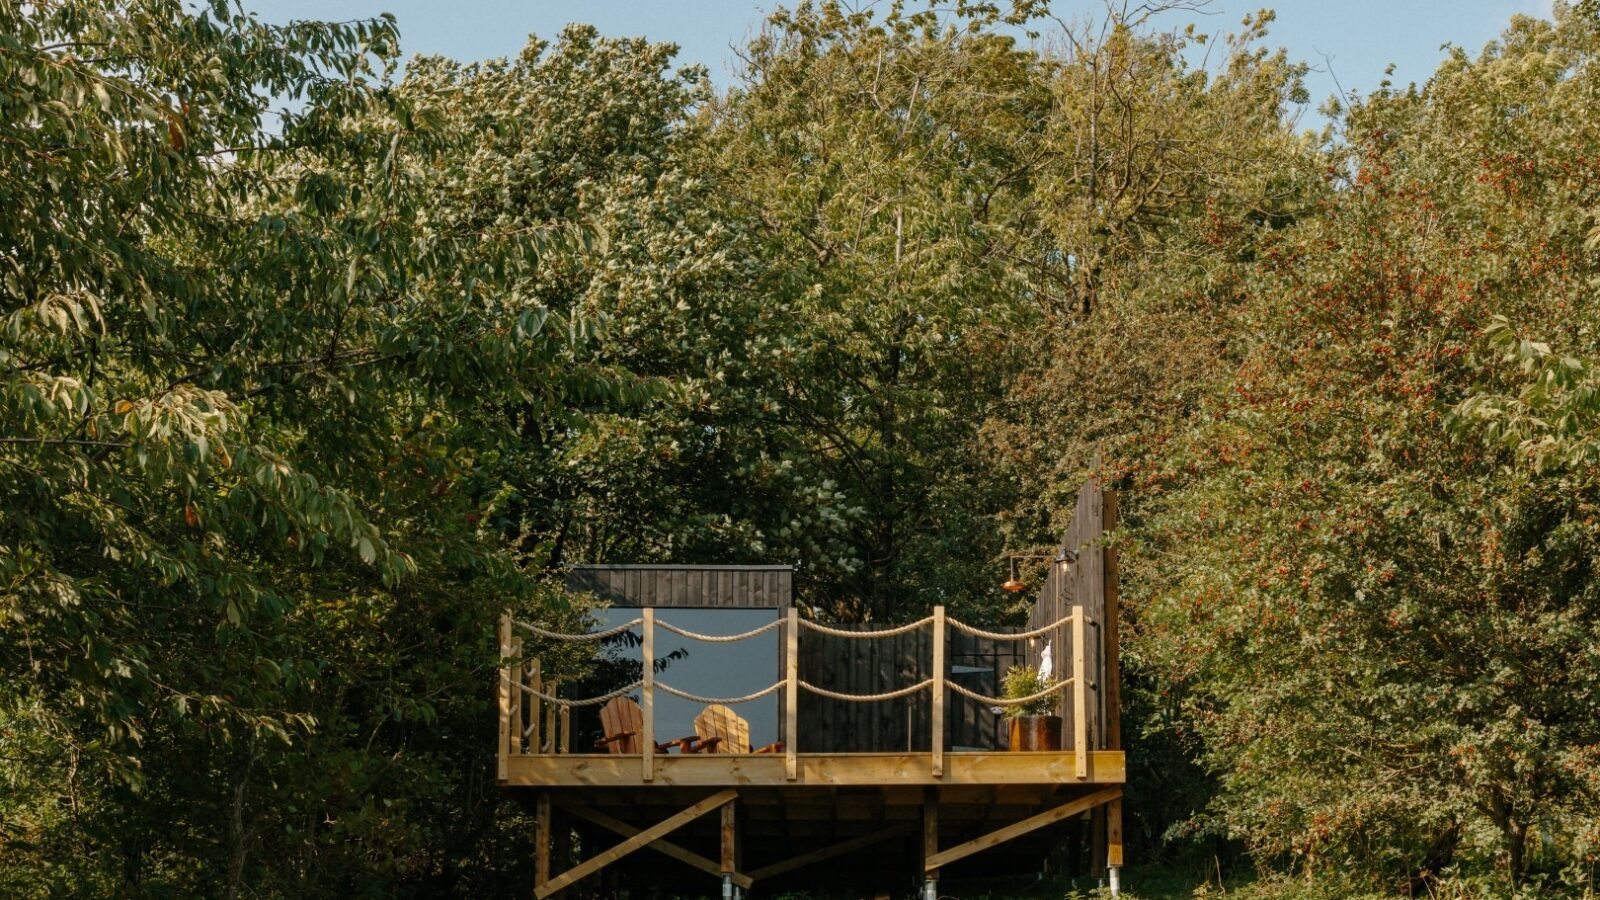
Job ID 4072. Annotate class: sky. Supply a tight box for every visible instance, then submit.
[594,608,782,751]
[244,0,1558,123]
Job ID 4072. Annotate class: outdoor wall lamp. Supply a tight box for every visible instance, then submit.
[1001,548,1077,592]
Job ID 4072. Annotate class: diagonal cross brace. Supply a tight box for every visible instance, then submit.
[925,786,1123,872]
[555,800,754,891]
[536,789,738,899]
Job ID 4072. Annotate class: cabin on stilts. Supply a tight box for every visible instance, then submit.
[496,477,1125,898]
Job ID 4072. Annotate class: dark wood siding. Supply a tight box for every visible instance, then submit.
[564,565,793,610]
[1024,475,1115,751]
[796,626,1025,753]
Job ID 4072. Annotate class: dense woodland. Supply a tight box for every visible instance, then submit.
[3,0,1600,896]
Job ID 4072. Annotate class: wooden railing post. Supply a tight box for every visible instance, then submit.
[497,613,512,781]
[1072,605,1088,779]
[642,608,655,782]
[544,678,559,754]
[785,606,799,781]
[510,636,525,755]
[528,657,542,754]
[931,606,945,777]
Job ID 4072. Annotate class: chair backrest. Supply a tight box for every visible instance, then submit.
[694,704,750,754]
[598,697,644,754]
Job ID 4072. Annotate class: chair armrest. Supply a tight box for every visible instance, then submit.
[594,731,637,749]
[754,742,784,754]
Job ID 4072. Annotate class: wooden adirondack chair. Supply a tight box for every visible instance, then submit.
[593,697,703,754]
[692,704,784,755]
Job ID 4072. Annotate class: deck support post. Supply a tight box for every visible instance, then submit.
[1090,803,1108,879]
[641,608,655,783]
[931,606,945,777]
[720,800,738,899]
[922,786,939,900]
[535,791,552,890]
[1108,796,1124,868]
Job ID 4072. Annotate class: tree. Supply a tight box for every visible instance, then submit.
[709,0,1055,620]
[977,4,1323,864]
[0,3,651,895]
[1134,6,1600,889]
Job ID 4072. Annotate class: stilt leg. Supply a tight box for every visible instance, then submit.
[1108,796,1124,897]
[721,799,737,900]
[1091,803,1107,885]
[923,786,939,900]
[535,792,552,890]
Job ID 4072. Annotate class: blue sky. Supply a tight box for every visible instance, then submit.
[246,0,1556,119]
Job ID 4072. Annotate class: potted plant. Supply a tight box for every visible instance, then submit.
[1001,665,1061,751]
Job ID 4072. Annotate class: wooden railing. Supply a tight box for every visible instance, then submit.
[499,605,1095,781]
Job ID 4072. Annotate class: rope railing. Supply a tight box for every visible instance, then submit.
[948,677,1072,707]
[655,618,784,643]
[946,612,1076,641]
[797,677,934,703]
[514,618,642,642]
[500,605,1096,781]
[799,616,933,638]
[656,680,787,705]
[506,611,1085,710]
[517,679,642,708]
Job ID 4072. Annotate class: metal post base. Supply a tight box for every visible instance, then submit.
[722,875,734,900]
[923,878,938,900]
[1109,866,1121,897]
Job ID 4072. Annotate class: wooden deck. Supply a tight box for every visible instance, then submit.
[501,602,1126,897]
[503,749,1125,787]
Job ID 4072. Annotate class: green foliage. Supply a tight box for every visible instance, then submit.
[708,0,1058,621]
[1120,5,1600,892]
[6,0,1600,895]
[1001,664,1057,717]
[1454,316,1600,472]
[0,2,688,895]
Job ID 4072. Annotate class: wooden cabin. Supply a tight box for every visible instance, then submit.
[497,479,1125,898]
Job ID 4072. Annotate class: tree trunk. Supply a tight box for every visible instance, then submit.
[1406,822,1460,896]
[1506,818,1526,886]
[1486,792,1528,886]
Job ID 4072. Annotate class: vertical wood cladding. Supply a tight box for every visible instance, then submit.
[564,565,793,609]
[796,625,1025,753]
[1025,475,1115,752]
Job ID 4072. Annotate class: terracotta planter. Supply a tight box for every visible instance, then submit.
[1007,715,1062,751]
